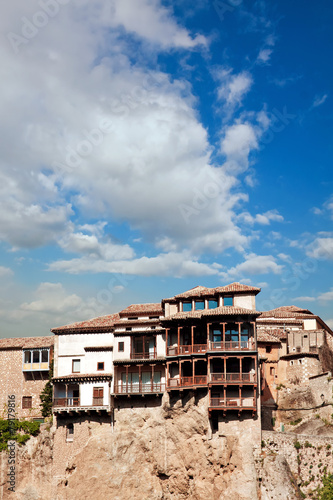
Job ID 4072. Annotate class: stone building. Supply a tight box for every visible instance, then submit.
[0,336,53,420]
[51,313,119,416]
[257,305,333,427]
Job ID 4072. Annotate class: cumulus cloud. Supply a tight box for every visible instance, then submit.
[0,266,13,277]
[220,253,284,279]
[48,250,221,278]
[238,209,284,226]
[318,288,333,303]
[217,69,253,110]
[306,237,333,260]
[20,282,83,314]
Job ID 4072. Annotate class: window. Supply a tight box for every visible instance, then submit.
[118,342,124,352]
[290,360,294,366]
[97,362,104,371]
[66,423,74,442]
[223,296,233,306]
[208,299,218,309]
[41,350,48,362]
[22,396,32,409]
[33,351,40,363]
[270,367,275,376]
[195,300,204,310]
[24,351,31,363]
[72,359,80,373]
[266,346,271,354]
[93,387,104,405]
[126,327,132,331]
[183,302,192,312]
[128,317,138,320]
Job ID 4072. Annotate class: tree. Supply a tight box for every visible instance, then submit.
[40,359,53,418]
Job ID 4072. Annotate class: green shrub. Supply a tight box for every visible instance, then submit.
[294,440,302,450]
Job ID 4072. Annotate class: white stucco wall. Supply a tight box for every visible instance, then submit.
[113,336,131,361]
[57,332,113,376]
[156,333,166,356]
[234,294,256,310]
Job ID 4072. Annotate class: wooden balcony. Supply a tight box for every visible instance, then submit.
[167,375,207,389]
[209,397,255,409]
[208,340,255,351]
[130,352,158,360]
[114,382,166,395]
[52,398,110,413]
[167,344,207,356]
[209,373,256,383]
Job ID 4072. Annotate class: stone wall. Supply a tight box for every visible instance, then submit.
[286,355,321,385]
[0,349,47,420]
[261,430,333,497]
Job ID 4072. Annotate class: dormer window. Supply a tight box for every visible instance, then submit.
[183,302,192,312]
[223,296,233,306]
[208,299,218,309]
[195,300,204,310]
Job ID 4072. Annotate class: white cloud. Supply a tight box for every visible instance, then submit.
[0,266,13,277]
[59,230,135,260]
[238,209,283,226]
[221,122,259,173]
[217,70,253,109]
[312,94,328,108]
[293,296,316,302]
[306,237,333,260]
[20,282,83,314]
[318,288,333,303]
[48,251,220,278]
[220,253,284,279]
[257,48,272,64]
[109,0,208,49]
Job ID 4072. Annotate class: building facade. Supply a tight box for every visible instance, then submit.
[0,337,53,420]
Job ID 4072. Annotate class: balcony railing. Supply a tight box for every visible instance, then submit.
[209,341,254,351]
[53,397,80,407]
[167,344,207,356]
[209,397,255,408]
[209,373,256,383]
[114,382,166,394]
[130,352,157,360]
[23,362,50,372]
[53,398,110,411]
[167,375,207,388]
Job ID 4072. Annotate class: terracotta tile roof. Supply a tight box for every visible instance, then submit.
[162,306,260,321]
[0,336,54,350]
[114,318,162,327]
[53,373,113,382]
[258,306,314,319]
[257,327,287,340]
[51,313,119,334]
[213,282,261,294]
[257,331,281,343]
[119,303,163,318]
[257,317,304,325]
[164,282,261,301]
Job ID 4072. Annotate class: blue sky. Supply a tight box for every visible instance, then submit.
[0,0,332,337]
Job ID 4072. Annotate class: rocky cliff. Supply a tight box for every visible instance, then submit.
[2,390,329,500]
